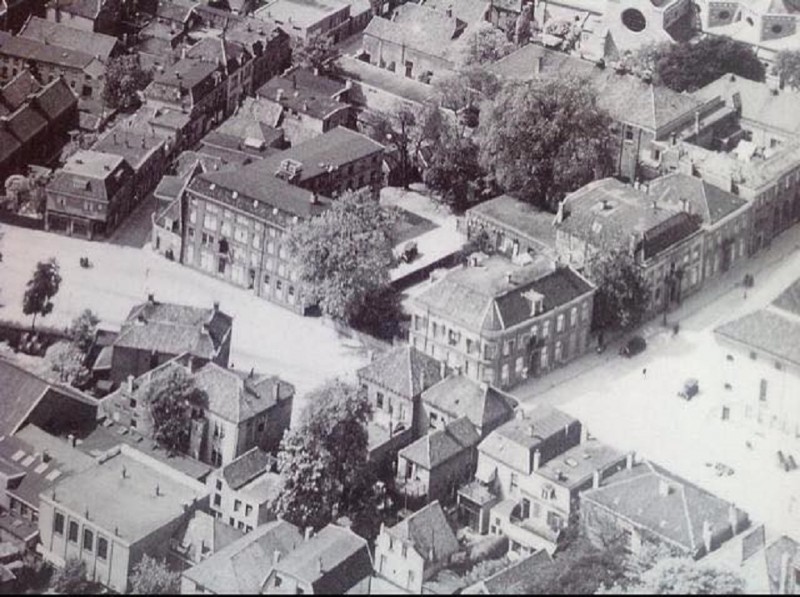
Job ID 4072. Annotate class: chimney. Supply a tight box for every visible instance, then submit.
[681,198,689,213]
[658,479,671,497]
[155,483,161,497]
[213,300,220,312]
[592,470,600,489]
[671,132,677,146]
[42,450,51,463]
[276,88,285,102]
[528,424,535,438]
[318,557,325,574]
[304,527,313,541]
[446,7,452,17]
[127,374,135,394]
[535,55,544,73]
[273,550,282,565]
[272,381,280,401]
[113,132,117,144]
[728,503,739,535]
[121,466,127,479]
[702,520,714,553]
[302,101,308,112]
[505,272,513,285]
[626,452,634,469]
[440,360,447,378]
[652,199,658,212]
[148,292,155,304]
[67,434,75,447]
[419,370,426,392]
[532,449,541,471]
[694,110,701,135]
[778,551,791,594]
[181,47,187,59]
[515,409,525,421]
[580,424,589,443]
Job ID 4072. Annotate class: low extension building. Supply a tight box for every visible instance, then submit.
[254,0,351,44]
[408,253,595,389]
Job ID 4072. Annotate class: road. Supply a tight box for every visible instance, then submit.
[509,224,800,540]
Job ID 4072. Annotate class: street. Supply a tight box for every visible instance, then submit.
[511,224,800,540]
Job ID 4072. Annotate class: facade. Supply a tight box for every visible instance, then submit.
[409,253,596,389]
[180,126,384,313]
[714,277,800,448]
[0,71,77,185]
[255,67,353,146]
[396,416,481,505]
[555,177,705,315]
[373,500,460,593]
[37,444,209,593]
[362,2,466,83]
[581,459,749,561]
[207,447,280,533]
[100,354,293,467]
[254,0,351,43]
[180,519,303,594]
[44,149,135,239]
[95,295,232,386]
[262,523,373,594]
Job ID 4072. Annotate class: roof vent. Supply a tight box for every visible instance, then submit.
[232,191,239,199]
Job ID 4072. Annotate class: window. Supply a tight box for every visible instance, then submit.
[542,321,550,338]
[624,127,635,141]
[216,479,223,491]
[376,392,384,409]
[775,361,783,371]
[68,521,79,543]
[97,536,108,560]
[510,473,519,492]
[407,570,415,588]
[245,504,253,516]
[229,517,235,526]
[484,343,497,360]
[274,575,283,588]
[237,521,244,530]
[129,398,137,409]
[214,493,221,507]
[570,307,578,327]
[401,543,408,558]
[515,357,524,375]
[83,528,94,552]
[759,379,768,402]
[556,314,565,333]
[234,500,241,512]
[54,512,65,535]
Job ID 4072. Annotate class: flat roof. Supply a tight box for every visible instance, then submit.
[256,0,349,30]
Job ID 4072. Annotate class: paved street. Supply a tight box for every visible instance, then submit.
[511,225,800,540]
[107,193,158,248]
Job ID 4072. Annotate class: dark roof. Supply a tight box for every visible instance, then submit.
[0,32,100,72]
[357,345,443,400]
[148,58,221,106]
[647,173,748,227]
[468,195,558,252]
[19,17,118,62]
[7,104,47,144]
[399,416,479,469]
[34,78,77,122]
[388,500,460,563]
[47,0,103,20]
[582,460,748,555]
[640,211,702,260]
[155,0,198,23]
[47,150,134,203]
[221,447,273,490]
[474,550,553,594]
[256,67,349,121]
[273,525,372,594]
[771,277,800,317]
[0,71,41,111]
[422,374,516,433]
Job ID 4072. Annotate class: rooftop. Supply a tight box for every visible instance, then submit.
[535,439,625,490]
[337,55,434,106]
[19,17,118,62]
[0,31,102,73]
[256,68,349,121]
[422,374,517,432]
[255,0,349,30]
[357,345,444,400]
[467,195,558,254]
[220,447,273,490]
[463,550,553,595]
[44,446,207,543]
[387,500,460,563]
[399,416,480,469]
[647,172,749,226]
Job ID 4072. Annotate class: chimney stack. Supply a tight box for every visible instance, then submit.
[318,557,324,574]
[440,360,447,379]
[626,452,634,469]
[272,380,280,401]
[592,470,600,489]
[536,55,544,73]
[148,292,155,304]
[728,503,739,535]
[694,110,701,135]
[68,434,75,447]
[658,479,671,497]
[127,374,135,394]
[505,272,513,285]
[213,300,219,312]
[532,449,541,471]
[419,370,426,392]
[304,527,313,541]
[122,465,127,479]
[276,88,285,102]
[273,550,282,565]
[702,520,714,554]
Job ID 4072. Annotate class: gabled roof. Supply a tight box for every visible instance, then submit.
[183,520,303,594]
[47,150,133,203]
[467,194,558,253]
[47,0,104,20]
[399,416,479,469]
[463,550,553,594]
[422,374,516,433]
[221,447,273,490]
[582,460,748,555]
[256,67,349,121]
[19,17,118,62]
[357,345,443,400]
[172,509,243,564]
[0,29,100,72]
[387,500,460,563]
[647,172,748,226]
[33,78,77,123]
[0,70,41,111]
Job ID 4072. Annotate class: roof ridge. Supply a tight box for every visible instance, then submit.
[679,483,697,550]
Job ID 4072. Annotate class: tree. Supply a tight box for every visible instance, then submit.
[128,555,180,595]
[286,189,397,326]
[51,557,91,594]
[514,3,533,47]
[23,258,61,330]
[293,33,339,75]
[46,341,92,388]
[139,367,206,455]
[103,54,152,110]
[645,37,765,92]
[455,22,514,68]
[586,247,650,335]
[272,380,379,539]
[69,309,100,353]
[601,558,746,595]
[423,120,484,211]
[775,50,800,91]
[478,77,614,211]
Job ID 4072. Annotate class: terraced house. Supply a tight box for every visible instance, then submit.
[408,253,595,389]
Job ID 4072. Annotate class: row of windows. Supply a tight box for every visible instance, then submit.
[53,512,109,560]
[212,490,255,517]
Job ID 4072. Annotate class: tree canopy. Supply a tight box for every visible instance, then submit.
[69,309,100,353]
[103,54,152,111]
[128,555,180,595]
[272,380,379,539]
[287,189,397,326]
[51,558,93,594]
[601,557,746,595]
[775,50,800,91]
[23,258,61,330]
[293,34,339,75]
[139,367,206,455]
[455,22,514,68]
[478,77,614,211]
[586,247,650,334]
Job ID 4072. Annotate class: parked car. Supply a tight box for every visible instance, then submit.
[619,335,647,357]
[678,378,699,400]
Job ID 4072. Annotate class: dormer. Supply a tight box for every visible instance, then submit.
[522,289,545,317]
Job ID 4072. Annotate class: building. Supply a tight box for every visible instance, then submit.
[168,509,242,571]
[396,416,481,505]
[362,2,467,83]
[419,373,518,438]
[44,149,135,239]
[100,354,293,467]
[555,177,705,315]
[702,524,799,595]
[254,0,351,43]
[18,16,119,61]
[93,295,232,387]
[0,425,95,548]
[461,549,552,595]
[0,358,99,440]
[408,253,596,389]
[262,523,373,594]
[0,71,77,185]
[464,194,559,261]
[714,277,800,448]
[37,444,209,593]
[255,67,353,146]
[180,519,303,594]
[207,447,280,533]
[581,459,749,561]
[197,106,286,164]
[647,172,752,283]
[357,345,445,473]
[373,500,460,594]
[44,0,123,34]
[180,126,384,312]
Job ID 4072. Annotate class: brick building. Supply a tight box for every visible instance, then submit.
[408,253,595,389]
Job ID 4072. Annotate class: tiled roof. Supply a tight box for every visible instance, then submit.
[464,550,553,594]
[93,126,165,170]
[365,3,464,61]
[582,460,748,555]
[640,211,702,261]
[0,130,21,164]
[7,105,47,144]
[19,17,118,62]
[0,32,100,72]
[535,439,625,490]
[357,345,443,400]
[773,278,800,316]
[388,500,460,563]
[47,150,133,203]
[399,416,479,469]
[467,194,558,253]
[182,520,303,594]
[34,78,77,123]
[221,447,273,490]
[47,0,103,20]
[273,524,373,594]
[256,67,349,121]
[155,0,198,23]
[647,173,748,226]
[0,70,41,111]
[715,307,800,367]
[171,510,243,564]
[422,374,516,433]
